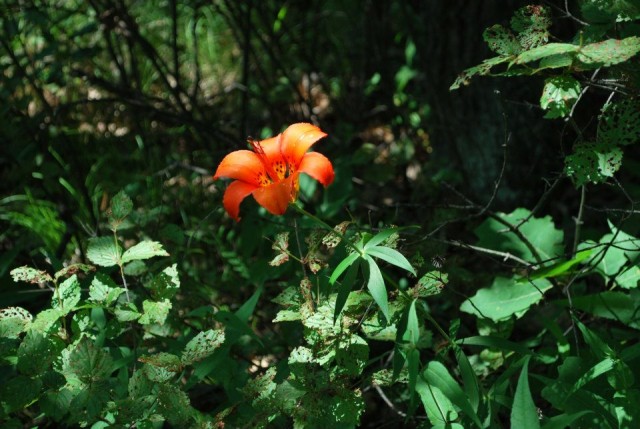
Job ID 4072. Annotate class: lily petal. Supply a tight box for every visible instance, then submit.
[252,175,296,216]
[214,150,267,185]
[222,180,259,221]
[280,123,328,167]
[298,152,335,187]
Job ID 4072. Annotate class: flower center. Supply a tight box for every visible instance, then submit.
[250,138,293,186]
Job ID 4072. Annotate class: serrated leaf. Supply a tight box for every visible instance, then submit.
[54,264,94,282]
[87,236,121,267]
[31,308,63,333]
[109,190,133,224]
[138,352,182,372]
[450,55,511,90]
[460,276,552,321]
[511,358,540,429]
[412,271,446,297]
[17,330,63,376]
[365,255,390,321]
[578,36,640,66]
[540,76,580,118]
[511,5,552,33]
[366,245,416,275]
[10,266,52,284]
[89,273,125,305]
[0,307,32,338]
[145,264,180,300]
[138,299,171,325]
[181,329,225,365]
[0,375,42,412]
[269,253,289,267]
[123,260,147,276]
[515,43,578,64]
[566,141,623,186]
[483,24,521,55]
[121,240,169,263]
[62,337,114,384]
[52,274,81,313]
[114,302,141,322]
[598,99,640,147]
[157,384,193,426]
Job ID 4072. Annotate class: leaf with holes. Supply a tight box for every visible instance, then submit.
[578,37,640,66]
[144,264,180,300]
[565,141,623,186]
[0,307,32,338]
[598,99,640,147]
[61,337,114,384]
[10,266,52,284]
[52,274,81,313]
[540,76,580,118]
[450,55,511,90]
[483,24,521,55]
[138,299,171,325]
[460,276,552,322]
[89,273,125,306]
[181,329,225,365]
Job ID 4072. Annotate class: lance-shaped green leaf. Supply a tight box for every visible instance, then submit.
[364,228,401,250]
[334,260,360,323]
[121,240,169,263]
[416,376,459,426]
[365,255,390,321]
[511,358,540,429]
[365,245,416,276]
[329,252,360,284]
[424,360,483,428]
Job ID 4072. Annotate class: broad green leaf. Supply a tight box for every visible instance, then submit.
[181,329,225,365]
[144,264,180,300]
[617,266,640,289]
[565,142,623,186]
[515,43,578,64]
[0,375,42,412]
[564,291,640,329]
[577,36,640,66]
[540,76,580,119]
[365,245,416,275]
[17,330,63,376]
[87,236,121,267]
[475,208,564,263]
[108,190,133,225]
[138,299,171,325]
[483,24,521,55]
[511,358,540,429]
[413,271,446,296]
[138,352,182,372]
[114,302,141,322]
[121,240,169,263]
[598,99,640,147]
[123,260,147,276]
[157,384,193,427]
[416,378,459,426]
[365,255,390,321]
[52,274,81,313]
[31,308,64,333]
[0,307,32,338]
[329,252,360,284]
[10,266,52,284]
[334,260,360,323]
[424,360,483,428]
[62,337,114,384]
[89,273,124,306]
[460,276,552,322]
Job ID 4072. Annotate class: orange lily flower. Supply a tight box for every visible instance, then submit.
[214,123,335,221]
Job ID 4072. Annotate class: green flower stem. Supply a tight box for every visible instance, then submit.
[289,203,363,256]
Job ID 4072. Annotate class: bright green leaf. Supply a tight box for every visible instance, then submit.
[87,237,121,267]
[540,76,580,119]
[138,299,171,325]
[121,240,169,263]
[365,255,390,321]
[365,245,416,276]
[181,329,225,365]
[0,307,32,338]
[511,358,540,429]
